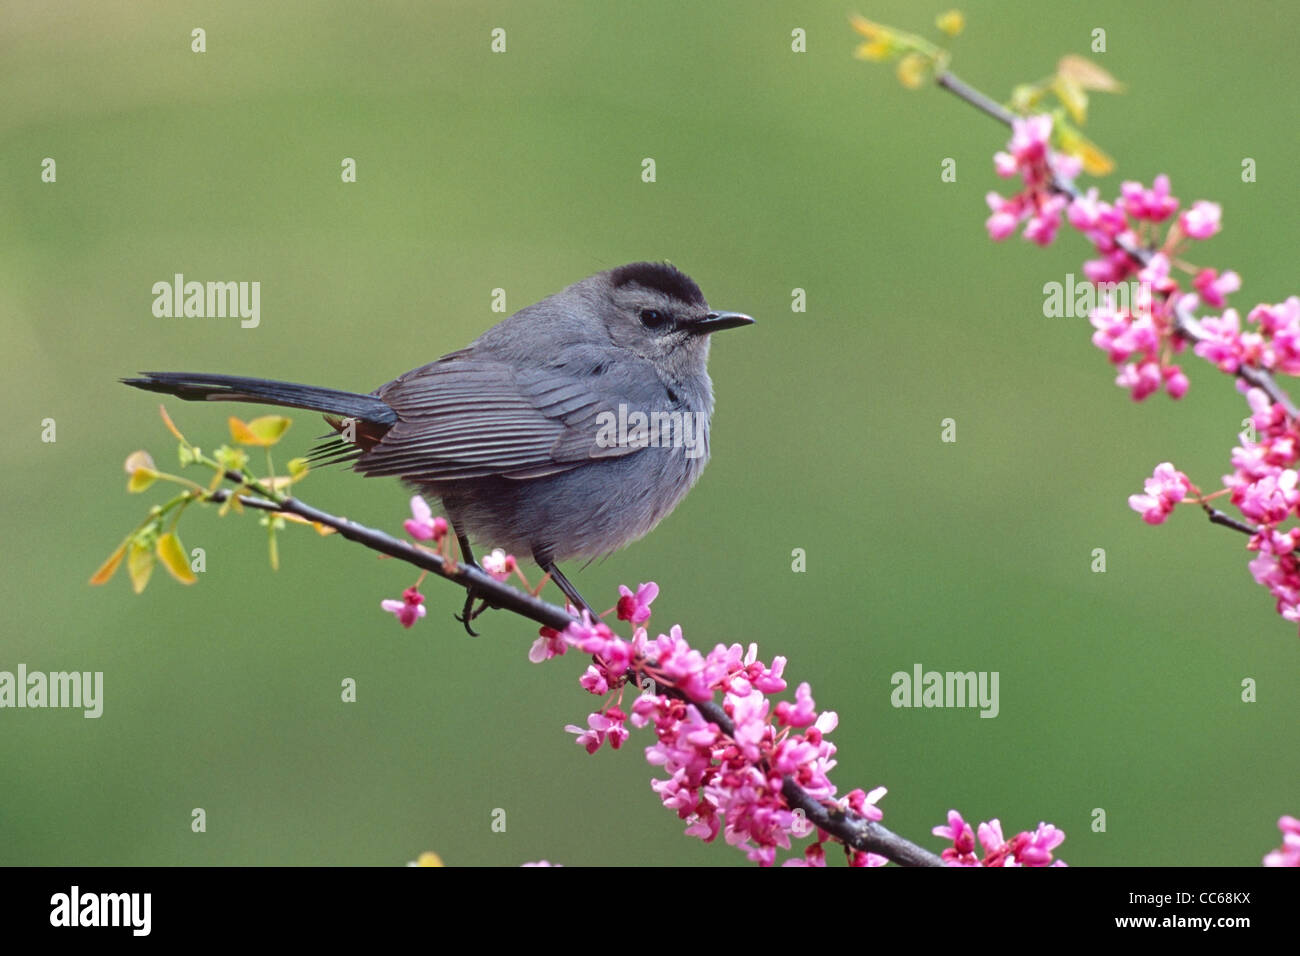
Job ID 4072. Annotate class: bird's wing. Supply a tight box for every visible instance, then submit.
[356,348,675,481]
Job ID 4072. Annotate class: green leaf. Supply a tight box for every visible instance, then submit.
[127,541,155,594]
[1010,83,1045,113]
[214,445,249,472]
[127,468,158,493]
[124,449,159,492]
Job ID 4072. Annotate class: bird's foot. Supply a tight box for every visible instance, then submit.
[454,590,496,636]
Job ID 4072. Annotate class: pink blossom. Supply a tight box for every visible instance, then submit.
[1180,200,1222,239]
[1264,815,1300,867]
[1115,359,1163,402]
[1193,268,1241,308]
[1068,188,1127,236]
[1193,308,1245,373]
[933,810,977,864]
[985,193,1022,241]
[1023,194,1067,246]
[1083,247,1139,284]
[1137,252,1178,296]
[529,626,567,663]
[403,496,448,542]
[565,613,633,679]
[616,581,659,623]
[1237,469,1300,525]
[380,586,426,628]
[1250,298,1300,374]
[1050,151,1082,182]
[1089,300,1134,363]
[480,548,516,581]
[1250,297,1300,336]
[1164,365,1189,399]
[750,654,788,693]
[937,811,1068,866]
[977,819,1005,855]
[774,681,818,728]
[1246,552,1300,623]
[783,843,828,867]
[1007,114,1052,165]
[566,707,629,754]
[1120,174,1179,222]
[845,785,887,823]
[1017,822,1067,866]
[1128,462,1191,524]
[993,151,1018,178]
[578,664,609,695]
[729,692,772,762]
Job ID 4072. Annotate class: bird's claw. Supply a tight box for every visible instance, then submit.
[454,591,494,636]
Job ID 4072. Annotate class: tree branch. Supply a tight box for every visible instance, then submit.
[206,480,945,866]
[1204,505,1258,538]
[936,70,1016,126]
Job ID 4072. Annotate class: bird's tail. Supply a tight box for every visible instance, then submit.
[121,371,398,425]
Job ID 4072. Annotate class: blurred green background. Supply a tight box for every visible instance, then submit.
[2,0,1296,867]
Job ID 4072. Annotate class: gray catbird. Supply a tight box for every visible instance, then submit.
[124,261,752,628]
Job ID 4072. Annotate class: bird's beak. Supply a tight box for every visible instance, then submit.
[691,310,755,335]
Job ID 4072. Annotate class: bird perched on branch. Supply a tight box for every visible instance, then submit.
[125,261,753,631]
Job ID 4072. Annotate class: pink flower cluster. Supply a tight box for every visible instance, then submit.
[1127,462,1191,525]
[385,498,525,630]
[1228,388,1300,622]
[983,119,1300,634]
[1063,177,1298,406]
[1195,297,1300,377]
[1086,254,1190,401]
[1132,390,1300,628]
[543,584,894,866]
[1263,815,1300,867]
[985,115,1080,246]
[983,117,1287,404]
[932,810,1067,867]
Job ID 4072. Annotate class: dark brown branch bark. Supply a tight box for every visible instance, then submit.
[1204,506,1258,537]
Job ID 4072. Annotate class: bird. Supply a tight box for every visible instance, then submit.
[124,261,753,630]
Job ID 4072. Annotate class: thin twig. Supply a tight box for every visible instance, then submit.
[936,71,1015,126]
[209,485,573,630]
[1203,506,1257,537]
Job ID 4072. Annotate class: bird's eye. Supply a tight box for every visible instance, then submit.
[639,308,669,330]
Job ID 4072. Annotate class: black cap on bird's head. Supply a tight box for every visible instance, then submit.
[610,261,707,308]
[599,261,754,365]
